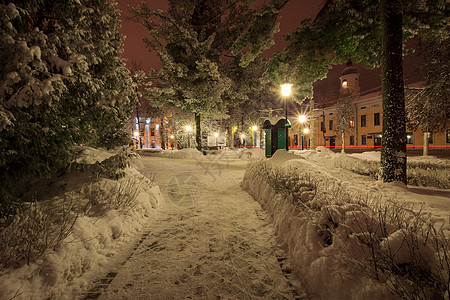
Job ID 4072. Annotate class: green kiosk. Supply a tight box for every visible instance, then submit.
[263,117,291,158]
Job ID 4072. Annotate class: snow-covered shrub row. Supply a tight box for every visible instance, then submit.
[242,160,450,300]
[306,151,449,189]
[0,149,162,299]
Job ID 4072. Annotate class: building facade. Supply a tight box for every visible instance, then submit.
[288,61,450,151]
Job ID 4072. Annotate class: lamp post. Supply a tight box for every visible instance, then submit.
[185,125,192,148]
[303,127,309,150]
[298,115,307,150]
[252,125,258,148]
[281,83,292,151]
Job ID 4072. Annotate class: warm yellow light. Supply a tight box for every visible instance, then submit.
[342,80,348,88]
[252,125,258,131]
[240,134,245,139]
[298,115,307,123]
[214,132,219,137]
[281,83,292,97]
[232,126,237,133]
[133,131,139,137]
[185,125,192,132]
[303,128,309,134]
[170,135,174,139]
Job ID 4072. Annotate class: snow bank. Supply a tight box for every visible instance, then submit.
[242,157,449,300]
[0,148,162,300]
[159,148,204,159]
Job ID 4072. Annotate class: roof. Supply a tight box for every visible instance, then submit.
[340,59,359,76]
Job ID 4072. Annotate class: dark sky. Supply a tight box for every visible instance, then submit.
[116,0,420,100]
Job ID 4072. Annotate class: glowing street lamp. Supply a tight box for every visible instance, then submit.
[240,133,245,148]
[281,83,292,151]
[298,115,307,123]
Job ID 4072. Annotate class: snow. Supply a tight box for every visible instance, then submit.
[1,147,448,299]
[242,149,450,299]
[0,147,162,300]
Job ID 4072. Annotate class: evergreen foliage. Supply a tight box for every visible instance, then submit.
[0,0,137,202]
[132,0,286,150]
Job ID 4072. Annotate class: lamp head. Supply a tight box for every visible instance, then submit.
[281,83,292,97]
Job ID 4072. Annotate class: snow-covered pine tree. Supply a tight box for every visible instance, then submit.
[0,0,136,202]
[132,0,287,151]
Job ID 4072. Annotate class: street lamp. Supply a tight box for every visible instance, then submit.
[302,127,310,150]
[281,83,292,151]
[185,125,192,148]
[252,125,258,148]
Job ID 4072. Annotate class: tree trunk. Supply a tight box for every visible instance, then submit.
[341,130,345,153]
[380,0,407,184]
[423,127,429,156]
[195,113,202,151]
[160,118,165,150]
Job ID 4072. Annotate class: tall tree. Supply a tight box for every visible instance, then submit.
[132,0,287,151]
[0,0,137,202]
[266,0,448,183]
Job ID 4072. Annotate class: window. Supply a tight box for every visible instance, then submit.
[447,129,450,144]
[361,134,367,145]
[329,120,333,131]
[150,128,155,136]
[374,113,380,126]
[361,115,366,127]
[342,79,348,88]
[406,132,414,144]
[321,121,325,132]
[349,135,355,146]
[349,119,355,128]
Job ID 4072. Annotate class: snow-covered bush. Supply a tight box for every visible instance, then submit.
[310,152,449,189]
[243,160,450,299]
[0,0,138,203]
[0,196,79,275]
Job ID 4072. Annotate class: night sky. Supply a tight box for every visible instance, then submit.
[116,0,420,100]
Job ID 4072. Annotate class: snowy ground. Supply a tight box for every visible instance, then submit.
[87,153,305,299]
[1,147,448,299]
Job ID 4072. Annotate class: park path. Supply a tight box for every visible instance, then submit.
[93,155,305,299]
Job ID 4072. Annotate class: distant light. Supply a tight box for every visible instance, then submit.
[281,83,292,97]
[252,125,258,131]
[133,131,139,137]
[298,115,307,123]
[240,134,245,139]
[407,135,411,139]
[146,118,151,124]
[303,128,309,134]
[185,125,192,132]
[342,80,348,88]
[170,135,174,139]
[214,132,219,137]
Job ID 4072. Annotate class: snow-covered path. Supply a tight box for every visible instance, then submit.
[94,156,304,299]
